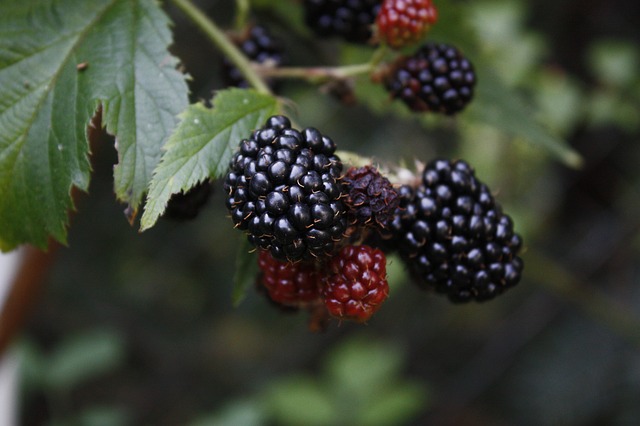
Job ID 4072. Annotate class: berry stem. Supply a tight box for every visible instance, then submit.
[171,0,272,95]
[254,45,390,83]
[233,0,250,30]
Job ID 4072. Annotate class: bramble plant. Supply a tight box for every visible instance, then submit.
[0,0,583,328]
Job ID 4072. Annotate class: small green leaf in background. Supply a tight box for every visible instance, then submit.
[587,39,639,88]
[266,376,336,426]
[45,329,126,392]
[189,400,267,426]
[470,70,583,168]
[50,406,132,426]
[140,88,279,230]
[0,0,189,251]
[263,337,429,426]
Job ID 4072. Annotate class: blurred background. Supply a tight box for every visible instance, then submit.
[8,0,640,424]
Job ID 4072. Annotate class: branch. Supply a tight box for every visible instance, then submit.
[171,0,272,95]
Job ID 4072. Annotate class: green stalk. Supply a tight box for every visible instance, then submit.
[255,45,390,82]
[171,0,271,95]
[234,0,250,30]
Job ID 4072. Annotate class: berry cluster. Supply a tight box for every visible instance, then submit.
[257,244,389,324]
[224,116,524,329]
[303,0,382,44]
[222,24,285,88]
[387,159,524,302]
[384,43,476,115]
[224,116,347,262]
[376,0,438,49]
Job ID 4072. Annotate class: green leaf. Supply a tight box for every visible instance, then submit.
[0,0,188,250]
[140,88,279,230]
[265,376,336,426]
[470,70,583,168]
[358,383,429,426]
[232,237,258,307]
[45,329,126,392]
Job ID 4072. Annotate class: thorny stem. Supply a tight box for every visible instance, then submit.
[171,0,272,95]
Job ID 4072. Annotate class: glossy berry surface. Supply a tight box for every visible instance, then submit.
[303,0,382,44]
[323,245,389,322]
[343,165,400,231]
[389,159,524,302]
[384,42,476,115]
[223,25,284,88]
[257,250,321,307]
[224,115,348,262]
[376,0,437,49]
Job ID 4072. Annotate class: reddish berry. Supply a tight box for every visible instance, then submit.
[343,165,400,231]
[323,245,389,322]
[257,250,321,307]
[376,0,438,49]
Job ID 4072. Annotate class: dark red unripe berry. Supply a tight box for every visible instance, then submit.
[343,165,400,231]
[376,0,438,49]
[257,250,321,307]
[323,245,389,322]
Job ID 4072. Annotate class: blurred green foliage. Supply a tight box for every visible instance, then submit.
[13,0,640,425]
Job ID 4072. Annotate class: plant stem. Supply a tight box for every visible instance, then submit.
[234,0,250,30]
[171,0,271,95]
[255,45,390,82]
[255,63,372,82]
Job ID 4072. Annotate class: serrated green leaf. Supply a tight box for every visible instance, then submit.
[0,0,188,250]
[140,88,279,230]
[232,237,258,307]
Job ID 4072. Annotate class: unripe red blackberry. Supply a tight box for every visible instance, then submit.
[257,250,321,307]
[303,0,382,44]
[223,24,285,88]
[384,42,476,115]
[224,116,348,262]
[163,181,212,221]
[322,245,389,322]
[376,0,438,49]
[389,159,524,302]
[342,165,400,232]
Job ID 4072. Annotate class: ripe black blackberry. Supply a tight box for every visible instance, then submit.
[163,181,212,221]
[384,42,476,115]
[224,116,348,262]
[303,0,382,44]
[223,24,284,88]
[389,159,524,302]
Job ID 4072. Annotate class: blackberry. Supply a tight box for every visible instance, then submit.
[257,250,321,308]
[322,245,389,322]
[223,24,284,88]
[376,0,438,49]
[384,42,476,115]
[389,159,524,302]
[343,165,400,231]
[303,0,382,44]
[224,115,348,262]
[163,181,212,221]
